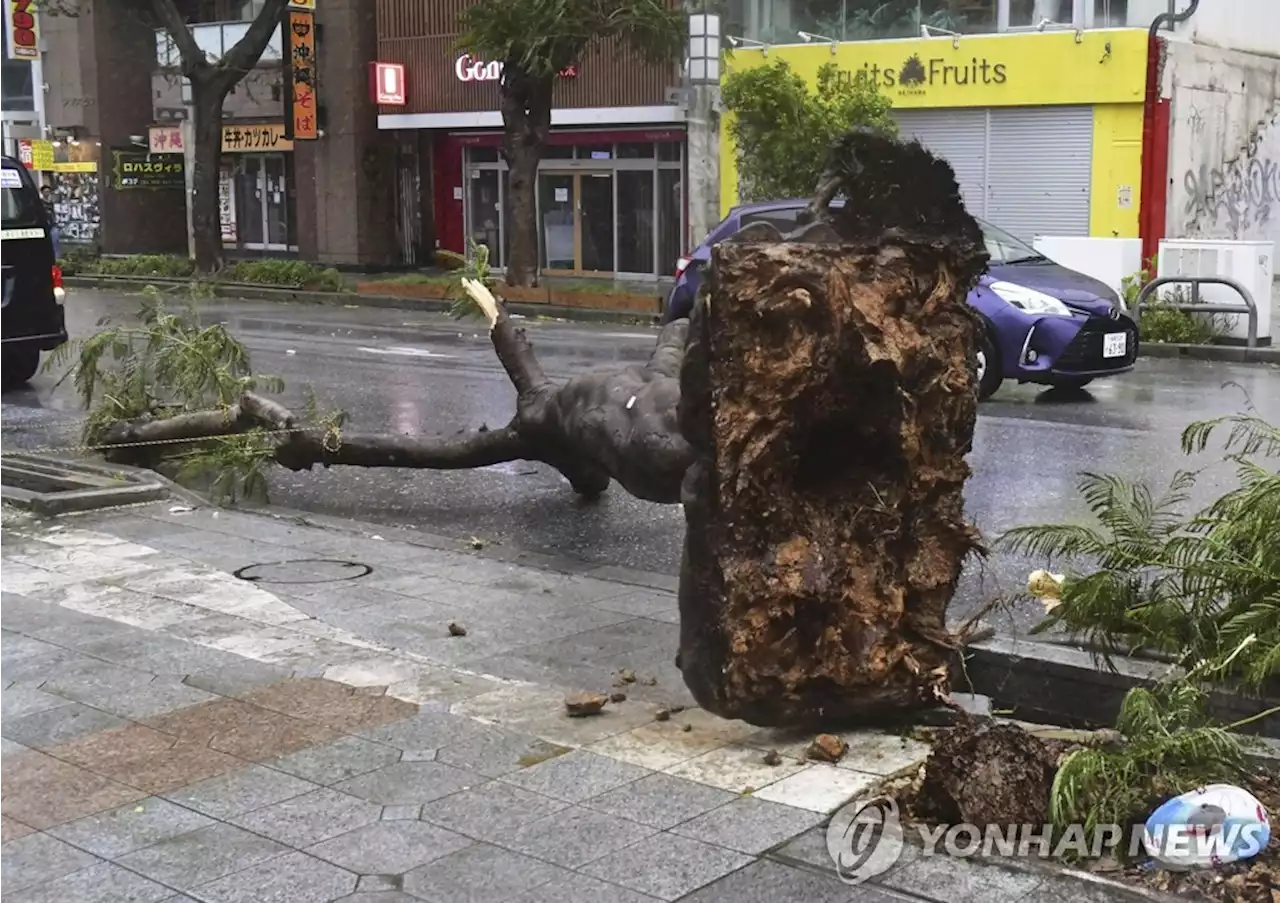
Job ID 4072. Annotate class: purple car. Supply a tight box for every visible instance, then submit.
[664,199,1139,399]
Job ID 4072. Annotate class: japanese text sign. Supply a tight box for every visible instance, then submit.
[221,123,294,152]
[284,9,318,140]
[7,0,39,60]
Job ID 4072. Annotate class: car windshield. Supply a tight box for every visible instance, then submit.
[1,167,36,227]
[980,220,1048,264]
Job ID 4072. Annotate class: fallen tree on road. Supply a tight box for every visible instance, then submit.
[60,127,990,726]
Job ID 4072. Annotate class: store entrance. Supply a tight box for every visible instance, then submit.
[233,154,292,252]
[537,170,614,275]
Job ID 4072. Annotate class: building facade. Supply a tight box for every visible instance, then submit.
[374,0,688,278]
[719,25,1152,244]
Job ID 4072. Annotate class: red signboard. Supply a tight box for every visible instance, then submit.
[370,61,405,106]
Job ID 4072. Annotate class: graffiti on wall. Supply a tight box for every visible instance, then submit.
[1183,156,1280,238]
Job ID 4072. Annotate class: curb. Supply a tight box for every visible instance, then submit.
[62,275,662,328]
[1139,341,1280,364]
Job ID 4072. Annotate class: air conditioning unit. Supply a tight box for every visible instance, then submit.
[1033,236,1142,299]
[1157,239,1273,344]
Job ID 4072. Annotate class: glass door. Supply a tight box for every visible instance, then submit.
[466,168,502,266]
[537,170,615,274]
[263,155,289,251]
[234,156,264,249]
[579,171,614,274]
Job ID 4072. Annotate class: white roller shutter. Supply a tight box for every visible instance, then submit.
[893,108,989,220]
[986,106,1093,240]
[891,105,1095,241]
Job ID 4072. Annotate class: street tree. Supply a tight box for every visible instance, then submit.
[37,0,289,271]
[722,57,895,201]
[60,129,990,725]
[456,0,685,287]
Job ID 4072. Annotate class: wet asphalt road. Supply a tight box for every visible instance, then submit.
[4,288,1278,638]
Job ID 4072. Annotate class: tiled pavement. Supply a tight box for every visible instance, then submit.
[0,503,1154,902]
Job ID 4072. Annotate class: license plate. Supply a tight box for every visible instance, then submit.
[1102,332,1127,358]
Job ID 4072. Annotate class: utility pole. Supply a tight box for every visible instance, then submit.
[181,106,196,259]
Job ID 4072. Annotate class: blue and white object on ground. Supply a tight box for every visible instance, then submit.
[1142,783,1271,870]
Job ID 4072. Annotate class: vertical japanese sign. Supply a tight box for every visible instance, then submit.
[6,0,39,60]
[283,9,318,140]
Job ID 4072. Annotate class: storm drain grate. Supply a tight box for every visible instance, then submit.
[0,453,170,515]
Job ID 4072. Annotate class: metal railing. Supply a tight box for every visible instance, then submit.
[1133,275,1259,349]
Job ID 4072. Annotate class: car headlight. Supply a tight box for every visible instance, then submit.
[989,281,1072,317]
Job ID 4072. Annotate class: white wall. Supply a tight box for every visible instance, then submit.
[1167,0,1280,59]
[1163,40,1280,261]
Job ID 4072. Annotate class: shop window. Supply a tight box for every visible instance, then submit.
[580,172,614,271]
[543,144,574,159]
[658,142,682,163]
[578,145,613,160]
[618,170,656,274]
[1092,0,1127,27]
[1,58,35,111]
[740,0,998,42]
[657,168,683,274]
[1008,0,1073,28]
[617,142,656,159]
[468,146,500,163]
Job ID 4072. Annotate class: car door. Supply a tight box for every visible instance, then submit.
[1,159,56,343]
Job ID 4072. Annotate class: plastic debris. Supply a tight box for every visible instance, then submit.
[285,349,297,355]
[1142,783,1271,870]
[169,505,194,514]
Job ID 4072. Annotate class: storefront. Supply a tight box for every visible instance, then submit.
[16,138,101,246]
[148,122,298,254]
[719,28,1151,242]
[375,0,687,277]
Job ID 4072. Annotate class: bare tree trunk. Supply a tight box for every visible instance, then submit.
[189,75,226,273]
[498,73,552,288]
[675,129,991,727]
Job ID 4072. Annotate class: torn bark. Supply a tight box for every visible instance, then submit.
[103,279,692,503]
[675,129,990,727]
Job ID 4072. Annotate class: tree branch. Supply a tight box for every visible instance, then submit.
[150,0,206,76]
[219,0,290,84]
[274,426,532,472]
[462,278,550,398]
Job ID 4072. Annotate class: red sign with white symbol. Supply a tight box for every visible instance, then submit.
[371,62,406,106]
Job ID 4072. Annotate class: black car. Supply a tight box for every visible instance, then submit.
[2,155,66,388]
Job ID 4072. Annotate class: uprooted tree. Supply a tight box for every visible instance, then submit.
[61,127,990,725]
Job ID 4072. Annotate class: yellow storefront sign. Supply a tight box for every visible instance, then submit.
[719,29,1150,237]
[221,123,293,153]
[17,139,98,173]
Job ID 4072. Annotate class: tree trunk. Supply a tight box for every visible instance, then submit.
[189,75,226,273]
[498,72,553,288]
[675,129,991,728]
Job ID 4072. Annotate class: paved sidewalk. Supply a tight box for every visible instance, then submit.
[1,502,1154,902]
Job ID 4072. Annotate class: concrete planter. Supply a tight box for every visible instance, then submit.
[354,279,661,314]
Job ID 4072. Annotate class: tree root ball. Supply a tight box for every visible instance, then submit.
[917,720,1056,828]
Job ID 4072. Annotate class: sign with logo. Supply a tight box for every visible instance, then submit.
[837,52,1007,95]
[370,61,406,106]
[221,123,293,152]
[148,125,184,154]
[287,0,315,8]
[454,53,577,83]
[283,9,318,140]
[6,0,38,60]
[111,150,185,190]
[16,139,97,173]
[724,29,1147,109]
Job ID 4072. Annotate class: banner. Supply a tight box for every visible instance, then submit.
[6,0,38,61]
[148,126,184,154]
[283,9,318,140]
[17,139,97,173]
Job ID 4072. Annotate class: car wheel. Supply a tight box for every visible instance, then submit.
[1049,377,1094,391]
[976,327,1003,401]
[2,348,40,390]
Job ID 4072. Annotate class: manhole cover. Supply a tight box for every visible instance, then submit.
[234,559,372,585]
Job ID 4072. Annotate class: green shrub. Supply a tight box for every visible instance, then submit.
[56,246,100,276]
[226,260,345,292]
[434,249,467,271]
[1120,268,1220,345]
[91,255,195,278]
